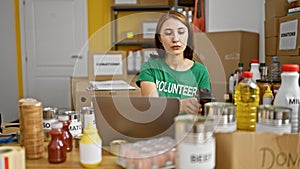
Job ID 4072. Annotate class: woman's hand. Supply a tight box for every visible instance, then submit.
[180,98,202,115]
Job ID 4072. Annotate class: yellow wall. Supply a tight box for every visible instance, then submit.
[87,0,111,51]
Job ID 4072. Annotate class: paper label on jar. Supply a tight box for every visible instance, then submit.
[69,120,82,137]
[43,119,57,131]
[177,138,215,169]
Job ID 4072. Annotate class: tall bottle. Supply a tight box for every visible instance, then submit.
[268,56,281,81]
[236,62,244,83]
[127,50,134,73]
[234,71,260,131]
[48,122,67,163]
[58,115,73,152]
[273,64,300,133]
[250,60,261,82]
[80,121,102,168]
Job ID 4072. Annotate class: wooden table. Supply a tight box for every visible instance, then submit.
[1,124,122,169]
[26,147,123,169]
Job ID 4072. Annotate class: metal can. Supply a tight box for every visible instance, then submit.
[256,105,292,134]
[204,102,236,133]
[60,110,82,137]
[175,115,216,169]
[80,106,96,130]
[43,107,58,141]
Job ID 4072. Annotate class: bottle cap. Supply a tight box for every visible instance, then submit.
[243,71,253,78]
[263,86,273,98]
[282,64,299,72]
[272,56,278,61]
[238,62,244,67]
[52,122,63,129]
[251,60,259,64]
[58,115,69,121]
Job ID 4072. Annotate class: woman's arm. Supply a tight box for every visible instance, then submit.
[140,81,159,97]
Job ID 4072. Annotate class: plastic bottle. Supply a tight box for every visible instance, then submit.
[234,71,260,131]
[80,121,102,168]
[48,122,67,163]
[273,64,300,133]
[127,50,134,73]
[262,85,274,105]
[268,56,281,81]
[236,62,244,83]
[259,62,268,80]
[250,60,261,82]
[58,115,73,152]
[135,50,142,72]
[228,73,236,95]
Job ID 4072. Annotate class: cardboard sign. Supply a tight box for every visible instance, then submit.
[279,19,298,50]
[88,51,127,81]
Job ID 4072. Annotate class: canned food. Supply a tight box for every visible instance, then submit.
[43,107,58,141]
[256,105,292,134]
[204,102,236,133]
[60,110,82,137]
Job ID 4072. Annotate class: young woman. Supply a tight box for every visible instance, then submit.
[136,11,211,115]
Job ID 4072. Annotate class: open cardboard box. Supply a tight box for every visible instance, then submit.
[215,131,300,169]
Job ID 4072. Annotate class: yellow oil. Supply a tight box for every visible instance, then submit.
[234,81,260,131]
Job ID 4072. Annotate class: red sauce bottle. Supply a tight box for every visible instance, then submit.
[58,115,73,152]
[48,121,67,163]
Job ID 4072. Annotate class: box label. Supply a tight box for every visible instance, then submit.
[93,54,123,76]
[279,19,298,50]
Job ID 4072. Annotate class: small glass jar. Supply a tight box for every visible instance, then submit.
[175,115,216,169]
[43,107,58,142]
[256,105,292,134]
[204,102,236,133]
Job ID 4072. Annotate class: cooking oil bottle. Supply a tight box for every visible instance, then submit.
[234,71,260,131]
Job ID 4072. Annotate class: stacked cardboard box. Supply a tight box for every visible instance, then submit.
[264,0,288,58]
[265,0,300,66]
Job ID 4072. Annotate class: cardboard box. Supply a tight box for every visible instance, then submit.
[278,12,300,56]
[111,0,170,6]
[265,37,278,56]
[193,31,259,101]
[265,18,279,37]
[265,0,288,20]
[215,132,300,169]
[266,55,300,66]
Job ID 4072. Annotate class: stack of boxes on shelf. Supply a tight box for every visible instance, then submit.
[265,0,300,65]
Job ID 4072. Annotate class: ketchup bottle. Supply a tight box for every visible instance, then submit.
[58,115,73,151]
[48,121,67,163]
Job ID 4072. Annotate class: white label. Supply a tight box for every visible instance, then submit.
[80,142,102,164]
[93,54,123,76]
[114,0,137,4]
[177,138,215,169]
[69,120,82,137]
[279,19,298,50]
[43,119,57,131]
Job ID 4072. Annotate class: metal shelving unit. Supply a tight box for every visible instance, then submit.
[110,5,173,50]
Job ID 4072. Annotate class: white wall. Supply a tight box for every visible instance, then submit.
[0,0,19,122]
[205,0,265,62]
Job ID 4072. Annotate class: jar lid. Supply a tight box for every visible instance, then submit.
[43,107,58,119]
[251,60,259,63]
[52,122,63,129]
[257,105,291,126]
[58,115,69,121]
[282,64,299,72]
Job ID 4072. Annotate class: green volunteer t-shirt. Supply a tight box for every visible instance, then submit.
[136,58,211,99]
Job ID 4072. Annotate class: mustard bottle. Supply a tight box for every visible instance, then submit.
[262,85,274,105]
[80,121,102,168]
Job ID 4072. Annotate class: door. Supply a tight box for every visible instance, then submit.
[23,0,88,109]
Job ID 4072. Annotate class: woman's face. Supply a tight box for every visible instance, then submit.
[159,18,188,57]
